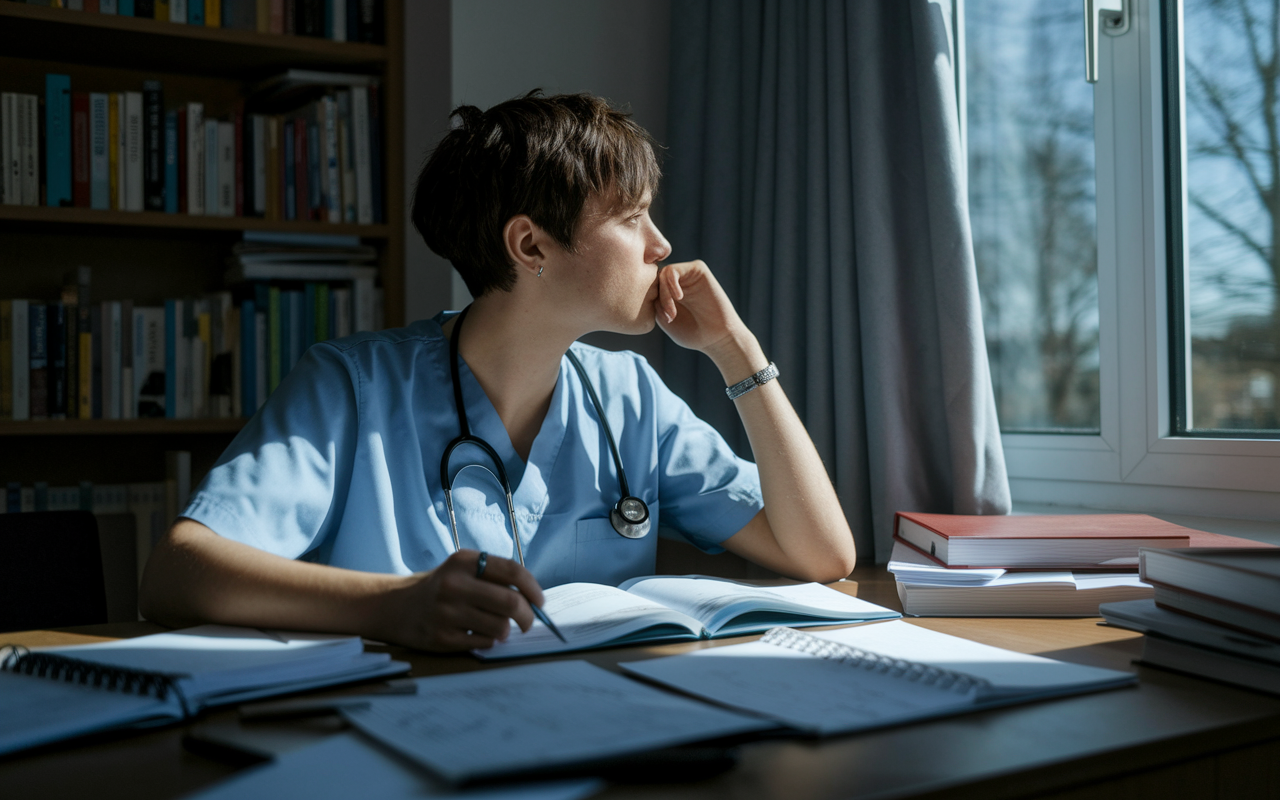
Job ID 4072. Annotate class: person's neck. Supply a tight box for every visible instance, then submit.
[445,293,581,462]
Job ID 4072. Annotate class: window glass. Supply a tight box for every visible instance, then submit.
[966,0,1101,432]
[1181,0,1280,433]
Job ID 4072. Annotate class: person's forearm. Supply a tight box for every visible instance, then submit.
[706,328,857,579]
[139,519,405,641]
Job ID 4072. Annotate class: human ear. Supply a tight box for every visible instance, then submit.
[503,215,547,280]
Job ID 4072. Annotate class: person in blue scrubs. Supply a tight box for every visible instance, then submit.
[140,92,857,652]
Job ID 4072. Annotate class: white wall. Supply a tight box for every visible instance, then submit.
[448,0,672,365]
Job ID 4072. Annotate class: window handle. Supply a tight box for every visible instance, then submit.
[1085,0,1130,83]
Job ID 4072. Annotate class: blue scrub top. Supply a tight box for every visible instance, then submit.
[182,311,764,588]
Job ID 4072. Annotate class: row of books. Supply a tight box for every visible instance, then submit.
[886,511,1265,617]
[1103,547,1280,696]
[12,0,385,43]
[2,72,384,224]
[0,260,382,422]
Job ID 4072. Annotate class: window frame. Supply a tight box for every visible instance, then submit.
[967,0,1280,519]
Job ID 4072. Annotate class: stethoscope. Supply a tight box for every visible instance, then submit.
[439,306,651,566]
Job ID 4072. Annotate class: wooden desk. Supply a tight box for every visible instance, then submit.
[4,566,1280,800]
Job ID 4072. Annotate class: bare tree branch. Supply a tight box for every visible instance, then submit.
[1187,60,1271,210]
[1191,192,1272,263]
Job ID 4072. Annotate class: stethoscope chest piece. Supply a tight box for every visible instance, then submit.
[611,496,651,539]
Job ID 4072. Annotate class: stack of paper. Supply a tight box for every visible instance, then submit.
[889,541,1153,616]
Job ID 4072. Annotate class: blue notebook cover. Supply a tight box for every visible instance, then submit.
[164,111,179,213]
[45,74,72,208]
[240,299,256,417]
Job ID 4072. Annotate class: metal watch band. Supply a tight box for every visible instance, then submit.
[725,362,779,400]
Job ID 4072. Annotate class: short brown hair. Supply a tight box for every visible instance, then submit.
[411,91,661,297]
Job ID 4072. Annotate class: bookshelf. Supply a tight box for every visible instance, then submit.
[0,0,406,492]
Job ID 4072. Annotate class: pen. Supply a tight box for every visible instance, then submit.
[530,602,568,643]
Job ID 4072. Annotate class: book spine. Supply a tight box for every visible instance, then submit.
[206,0,220,26]
[293,117,307,222]
[101,0,117,11]
[240,299,255,417]
[125,91,144,212]
[63,296,77,420]
[345,0,358,45]
[353,276,374,333]
[89,93,109,210]
[256,0,270,32]
[12,300,29,421]
[120,299,134,419]
[21,95,38,205]
[185,103,203,215]
[164,110,179,213]
[135,0,154,18]
[48,303,66,418]
[76,268,92,419]
[217,120,234,216]
[171,0,187,22]
[143,81,164,211]
[303,282,316,351]
[188,0,203,24]
[0,301,11,418]
[72,93,90,207]
[119,0,135,14]
[45,75,72,208]
[268,285,280,392]
[103,300,122,419]
[1,93,12,205]
[164,299,177,418]
[177,105,187,213]
[367,82,383,223]
[306,120,320,221]
[336,91,354,222]
[283,119,295,220]
[234,104,244,217]
[203,118,218,216]
[252,115,266,217]
[265,116,279,220]
[332,0,345,40]
[29,303,48,420]
[322,96,339,223]
[315,282,329,343]
[351,86,372,225]
[156,0,169,21]
[137,307,166,418]
[108,93,120,209]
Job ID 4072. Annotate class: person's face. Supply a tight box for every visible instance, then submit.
[551,191,672,335]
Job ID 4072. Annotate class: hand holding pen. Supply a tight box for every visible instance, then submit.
[474,551,567,643]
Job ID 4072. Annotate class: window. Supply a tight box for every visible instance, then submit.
[961,0,1280,519]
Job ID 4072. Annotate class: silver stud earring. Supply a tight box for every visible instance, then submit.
[536,265,544,278]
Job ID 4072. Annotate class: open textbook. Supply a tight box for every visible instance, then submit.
[620,620,1137,735]
[476,575,900,660]
[0,625,408,756]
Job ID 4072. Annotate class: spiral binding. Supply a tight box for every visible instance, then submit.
[759,627,992,696]
[1,644,193,718]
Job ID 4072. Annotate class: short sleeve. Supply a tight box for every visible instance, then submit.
[181,343,358,559]
[645,361,763,553]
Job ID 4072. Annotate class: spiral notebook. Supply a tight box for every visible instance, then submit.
[0,625,409,756]
[620,620,1137,735]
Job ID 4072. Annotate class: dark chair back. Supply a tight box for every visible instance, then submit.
[0,510,108,633]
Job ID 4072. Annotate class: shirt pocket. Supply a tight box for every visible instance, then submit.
[573,514,658,586]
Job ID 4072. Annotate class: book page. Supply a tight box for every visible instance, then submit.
[474,582,703,660]
[342,660,774,785]
[617,575,898,634]
[811,621,1135,698]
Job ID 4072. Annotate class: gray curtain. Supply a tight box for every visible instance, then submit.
[662,0,1010,562]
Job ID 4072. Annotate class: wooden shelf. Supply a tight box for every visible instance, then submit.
[0,418,246,436]
[0,205,390,238]
[0,3,387,77]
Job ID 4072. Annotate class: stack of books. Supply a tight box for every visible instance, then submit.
[1102,548,1280,695]
[888,512,1266,617]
